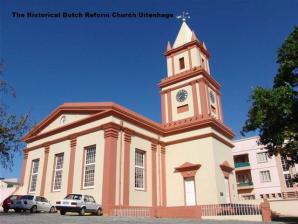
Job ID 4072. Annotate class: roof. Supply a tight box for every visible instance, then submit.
[173,22,193,48]
[23,101,234,143]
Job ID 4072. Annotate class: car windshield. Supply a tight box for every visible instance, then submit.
[21,195,34,200]
[64,194,82,200]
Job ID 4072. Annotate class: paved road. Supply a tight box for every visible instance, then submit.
[0,212,286,224]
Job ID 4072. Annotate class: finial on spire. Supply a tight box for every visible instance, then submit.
[176,11,190,22]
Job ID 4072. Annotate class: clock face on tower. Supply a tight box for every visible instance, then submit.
[176,89,188,102]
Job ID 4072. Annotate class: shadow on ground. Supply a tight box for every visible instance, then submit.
[272,216,298,224]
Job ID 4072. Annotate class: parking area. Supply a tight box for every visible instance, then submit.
[0,211,286,224]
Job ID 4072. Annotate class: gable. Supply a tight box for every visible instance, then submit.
[40,113,90,134]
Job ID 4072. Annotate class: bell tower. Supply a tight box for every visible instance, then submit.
[160,21,223,127]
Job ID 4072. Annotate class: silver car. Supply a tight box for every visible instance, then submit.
[12,195,55,213]
[56,194,102,216]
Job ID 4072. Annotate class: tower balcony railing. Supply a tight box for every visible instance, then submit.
[237,182,253,187]
[235,162,250,168]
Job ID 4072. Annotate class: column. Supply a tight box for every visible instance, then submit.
[102,123,120,215]
[161,146,167,207]
[198,79,208,116]
[123,128,132,206]
[40,145,50,196]
[67,138,77,194]
[151,142,157,208]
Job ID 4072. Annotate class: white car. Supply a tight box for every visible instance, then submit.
[12,195,55,213]
[56,194,102,216]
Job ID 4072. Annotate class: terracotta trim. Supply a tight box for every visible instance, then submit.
[24,103,163,143]
[25,125,104,151]
[167,91,173,123]
[27,160,34,194]
[156,206,202,219]
[67,138,77,194]
[165,39,209,59]
[40,146,50,196]
[151,143,157,207]
[161,79,196,94]
[161,146,167,207]
[191,81,199,116]
[102,124,119,215]
[175,162,201,178]
[159,66,220,90]
[165,132,233,148]
[123,129,132,206]
[177,104,189,114]
[220,161,235,178]
[198,79,208,115]
[260,199,272,222]
[20,152,28,186]
[161,93,166,125]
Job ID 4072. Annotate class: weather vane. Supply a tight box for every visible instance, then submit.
[176,11,190,22]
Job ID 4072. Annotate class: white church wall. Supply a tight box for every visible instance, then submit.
[165,137,218,206]
[171,85,195,122]
[211,138,238,204]
[44,140,70,203]
[27,116,114,148]
[129,136,152,206]
[173,51,190,74]
[40,114,90,134]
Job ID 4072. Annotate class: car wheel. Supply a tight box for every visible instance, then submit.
[15,209,21,213]
[49,206,55,213]
[60,210,66,215]
[3,208,9,212]
[30,206,37,213]
[79,207,85,216]
[96,208,102,216]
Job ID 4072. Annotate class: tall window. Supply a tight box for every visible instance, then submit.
[179,57,185,70]
[53,154,64,191]
[260,170,271,182]
[135,149,145,190]
[256,152,268,163]
[83,146,96,188]
[281,156,289,171]
[29,159,40,193]
[284,174,293,188]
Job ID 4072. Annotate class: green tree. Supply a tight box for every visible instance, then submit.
[0,61,29,170]
[242,26,298,166]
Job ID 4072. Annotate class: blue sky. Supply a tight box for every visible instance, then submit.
[0,0,297,179]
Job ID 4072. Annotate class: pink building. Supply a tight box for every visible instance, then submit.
[233,136,298,200]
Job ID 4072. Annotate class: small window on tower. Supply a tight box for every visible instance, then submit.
[179,57,185,70]
[201,58,205,68]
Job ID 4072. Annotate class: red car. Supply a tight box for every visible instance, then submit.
[2,195,22,212]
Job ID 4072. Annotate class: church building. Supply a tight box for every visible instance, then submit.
[18,21,237,216]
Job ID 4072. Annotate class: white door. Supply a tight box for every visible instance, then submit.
[224,178,231,203]
[184,178,196,206]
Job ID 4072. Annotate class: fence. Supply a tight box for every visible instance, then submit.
[201,203,261,216]
[282,191,298,199]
